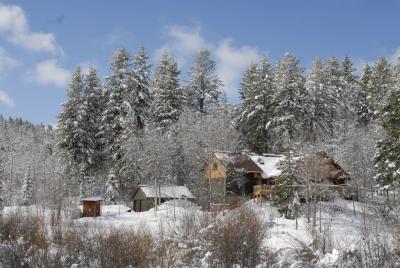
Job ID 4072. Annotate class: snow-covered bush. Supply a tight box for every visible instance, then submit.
[93,227,153,267]
[335,231,399,267]
[204,207,267,267]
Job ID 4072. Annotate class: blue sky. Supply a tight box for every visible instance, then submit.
[1,0,400,124]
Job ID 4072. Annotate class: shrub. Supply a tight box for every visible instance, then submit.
[204,207,267,268]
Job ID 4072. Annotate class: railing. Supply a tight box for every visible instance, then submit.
[253,185,274,199]
[252,183,356,200]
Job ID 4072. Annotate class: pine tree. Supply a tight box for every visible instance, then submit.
[21,163,34,205]
[187,49,223,114]
[355,64,373,126]
[374,137,400,186]
[305,58,335,141]
[323,57,345,135]
[340,55,359,126]
[0,156,4,213]
[118,47,153,184]
[239,57,275,153]
[79,67,104,172]
[57,67,83,167]
[101,48,132,178]
[152,53,184,132]
[275,151,301,217]
[79,174,93,199]
[130,46,153,130]
[270,53,310,149]
[374,61,400,186]
[103,168,119,204]
[368,57,393,116]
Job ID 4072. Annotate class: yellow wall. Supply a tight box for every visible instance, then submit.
[204,156,226,181]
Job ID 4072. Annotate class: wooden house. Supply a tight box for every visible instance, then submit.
[204,152,284,198]
[132,185,195,212]
[205,152,264,197]
[204,151,352,201]
[82,197,102,217]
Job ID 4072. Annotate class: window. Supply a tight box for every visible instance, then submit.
[212,163,218,170]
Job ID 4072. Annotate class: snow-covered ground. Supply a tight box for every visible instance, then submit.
[75,200,199,232]
[2,198,394,267]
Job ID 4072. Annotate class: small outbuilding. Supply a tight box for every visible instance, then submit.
[82,197,102,217]
[132,185,195,212]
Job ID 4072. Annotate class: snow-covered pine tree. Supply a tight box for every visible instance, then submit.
[79,173,94,199]
[374,136,400,187]
[118,47,153,186]
[367,57,393,117]
[340,55,359,127]
[103,168,119,204]
[186,49,223,114]
[21,163,34,205]
[152,53,184,132]
[374,75,400,186]
[305,58,335,142]
[130,46,153,130]
[0,153,4,212]
[239,57,275,154]
[355,64,373,127]
[323,57,345,136]
[270,53,310,150]
[101,48,132,183]
[275,150,301,217]
[57,67,84,192]
[79,67,104,173]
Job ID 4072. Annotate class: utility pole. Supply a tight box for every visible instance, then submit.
[154,177,158,216]
[223,173,227,215]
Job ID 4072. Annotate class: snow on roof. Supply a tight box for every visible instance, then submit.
[213,151,262,173]
[248,154,285,179]
[81,197,103,202]
[139,185,195,199]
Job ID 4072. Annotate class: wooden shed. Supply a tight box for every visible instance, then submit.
[132,185,195,212]
[82,197,102,217]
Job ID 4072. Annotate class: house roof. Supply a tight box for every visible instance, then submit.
[213,152,263,173]
[248,154,285,179]
[138,185,195,199]
[213,151,348,181]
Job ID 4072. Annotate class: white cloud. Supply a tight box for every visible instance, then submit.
[352,47,400,76]
[101,28,134,48]
[0,4,60,53]
[34,59,70,87]
[0,47,19,76]
[79,61,96,75]
[389,47,400,64]
[215,39,260,100]
[0,90,15,107]
[353,58,374,76]
[155,24,210,66]
[155,24,261,101]
[165,25,208,54]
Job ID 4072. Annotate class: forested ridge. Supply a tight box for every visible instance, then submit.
[0,48,398,209]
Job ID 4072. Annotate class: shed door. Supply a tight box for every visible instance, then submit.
[96,203,101,216]
[134,200,142,212]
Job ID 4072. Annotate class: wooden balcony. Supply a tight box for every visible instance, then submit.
[252,184,355,200]
[253,185,274,199]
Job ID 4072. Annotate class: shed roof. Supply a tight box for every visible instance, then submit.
[81,197,103,202]
[138,185,195,199]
